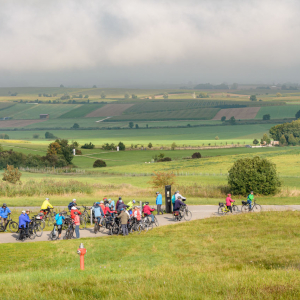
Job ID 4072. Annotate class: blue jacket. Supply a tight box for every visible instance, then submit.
[94,205,104,217]
[25,214,31,223]
[55,214,65,225]
[156,194,162,205]
[0,207,11,218]
[68,202,76,211]
[109,200,115,209]
[19,214,30,228]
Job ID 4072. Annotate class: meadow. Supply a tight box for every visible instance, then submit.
[1,211,300,299]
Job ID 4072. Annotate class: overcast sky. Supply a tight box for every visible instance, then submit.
[0,0,300,87]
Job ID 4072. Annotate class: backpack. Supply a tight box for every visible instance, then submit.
[171,194,176,203]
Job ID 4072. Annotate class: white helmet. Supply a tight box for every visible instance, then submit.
[72,199,76,202]
[71,207,77,210]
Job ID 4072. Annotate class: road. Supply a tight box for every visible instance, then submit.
[1,205,299,244]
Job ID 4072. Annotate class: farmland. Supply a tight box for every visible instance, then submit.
[58,104,106,118]
[255,104,300,119]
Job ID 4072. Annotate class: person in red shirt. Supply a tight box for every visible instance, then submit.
[142,202,155,223]
[70,206,82,219]
[74,212,80,238]
[225,194,234,213]
[104,204,116,215]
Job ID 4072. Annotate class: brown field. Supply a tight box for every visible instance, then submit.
[212,107,260,120]
[85,104,134,117]
[0,119,46,128]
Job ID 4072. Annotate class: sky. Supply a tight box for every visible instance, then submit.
[0,0,300,87]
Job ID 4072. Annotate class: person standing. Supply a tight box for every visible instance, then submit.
[116,197,122,210]
[142,202,155,223]
[0,203,11,230]
[156,192,163,215]
[247,191,254,210]
[74,212,80,239]
[55,212,65,239]
[225,194,234,213]
[93,202,104,225]
[117,208,129,236]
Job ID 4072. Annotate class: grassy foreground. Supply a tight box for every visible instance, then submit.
[1,211,300,299]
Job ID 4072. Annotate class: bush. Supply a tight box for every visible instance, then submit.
[93,159,106,168]
[0,134,9,139]
[228,156,281,195]
[118,142,125,151]
[221,116,226,121]
[2,165,22,184]
[250,95,257,101]
[75,149,82,155]
[33,134,39,139]
[263,114,270,120]
[101,143,116,150]
[148,142,153,148]
[192,152,201,159]
[45,132,56,139]
[81,142,95,149]
[148,171,176,189]
[157,157,172,162]
[253,139,259,145]
[71,123,80,129]
[215,136,219,140]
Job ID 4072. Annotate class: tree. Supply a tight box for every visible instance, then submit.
[197,92,209,98]
[118,142,125,151]
[221,116,226,122]
[129,122,134,129]
[253,139,259,145]
[263,114,270,120]
[215,136,219,140]
[288,133,297,146]
[135,124,139,129]
[100,92,106,99]
[132,94,138,99]
[93,159,106,168]
[148,142,153,148]
[60,84,64,88]
[231,83,238,89]
[250,95,257,101]
[148,172,176,190]
[269,120,300,141]
[163,92,168,99]
[279,135,287,145]
[171,142,177,150]
[33,134,39,139]
[192,152,201,159]
[295,110,300,119]
[228,156,281,195]
[84,95,89,98]
[262,133,269,142]
[81,142,95,149]
[93,85,97,88]
[146,124,148,128]
[45,132,56,139]
[124,93,130,99]
[229,116,236,125]
[2,165,22,184]
[71,123,80,129]
[276,92,282,97]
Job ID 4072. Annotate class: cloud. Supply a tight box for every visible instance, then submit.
[0,0,300,85]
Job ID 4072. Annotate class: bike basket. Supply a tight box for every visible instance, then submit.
[173,211,179,216]
[219,202,224,207]
[242,201,248,205]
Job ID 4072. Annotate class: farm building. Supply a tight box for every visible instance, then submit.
[40,114,49,119]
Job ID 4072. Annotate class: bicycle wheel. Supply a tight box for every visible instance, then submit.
[28,227,36,240]
[184,210,192,221]
[50,229,58,240]
[48,216,55,227]
[136,224,143,234]
[241,205,249,213]
[232,205,239,213]
[218,206,225,215]
[252,204,262,213]
[35,224,43,237]
[0,224,4,232]
[9,221,19,233]
[153,216,159,227]
[39,219,45,229]
[80,216,87,229]
[93,223,99,234]
[100,219,107,233]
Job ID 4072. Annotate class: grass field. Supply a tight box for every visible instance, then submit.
[1,211,300,299]
[58,104,106,118]
[255,104,300,119]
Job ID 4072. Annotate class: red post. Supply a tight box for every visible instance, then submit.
[77,243,87,270]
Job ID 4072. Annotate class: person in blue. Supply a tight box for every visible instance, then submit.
[0,203,11,231]
[93,202,104,225]
[156,192,163,215]
[108,199,115,210]
[19,210,31,237]
[68,199,77,211]
[55,212,65,239]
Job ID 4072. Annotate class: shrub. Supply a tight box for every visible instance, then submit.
[228,156,281,195]
[221,116,226,121]
[263,114,270,120]
[148,171,176,189]
[93,159,106,168]
[250,95,257,101]
[101,143,116,150]
[81,142,95,149]
[45,132,56,139]
[71,123,80,129]
[148,142,153,148]
[192,152,201,159]
[33,134,39,139]
[2,165,22,184]
[157,157,172,162]
[118,142,125,151]
[279,135,287,145]
[253,139,259,145]
[171,142,177,150]
[0,134,9,139]
[75,149,82,155]
[215,136,219,140]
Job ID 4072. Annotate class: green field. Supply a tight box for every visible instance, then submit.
[58,104,106,118]
[1,211,300,299]
[255,105,300,119]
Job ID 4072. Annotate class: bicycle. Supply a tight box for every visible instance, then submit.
[81,205,91,224]
[0,214,19,233]
[30,215,43,237]
[180,205,192,221]
[17,224,35,241]
[49,223,61,240]
[63,218,75,240]
[241,199,262,213]
[39,208,56,228]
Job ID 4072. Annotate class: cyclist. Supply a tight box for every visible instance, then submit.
[247,191,254,210]
[126,199,136,211]
[99,201,105,212]
[132,206,141,224]
[68,199,77,211]
[172,191,185,211]
[55,212,65,239]
[0,203,11,230]
[142,202,155,223]
[115,197,122,210]
[108,199,115,210]
[94,202,104,225]
[156,192,163,215]
[117,208,129,236]
[104,203,116,216]
[117,200,127,211]
[19,210,31,237]
[174,196,186,220]
[70,206,81,219]
[41,198,53,215]
[225,194,234,213]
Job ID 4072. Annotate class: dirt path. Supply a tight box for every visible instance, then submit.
[1,205,299,244]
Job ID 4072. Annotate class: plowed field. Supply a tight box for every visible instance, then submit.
[0,119,46,128]
[212,107,260,120]
[85,104,134,117]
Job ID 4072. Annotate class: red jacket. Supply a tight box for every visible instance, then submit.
[226,197,234,206]
[104,207,116,215]
[143,205,154,216]
[71,209,81,219]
